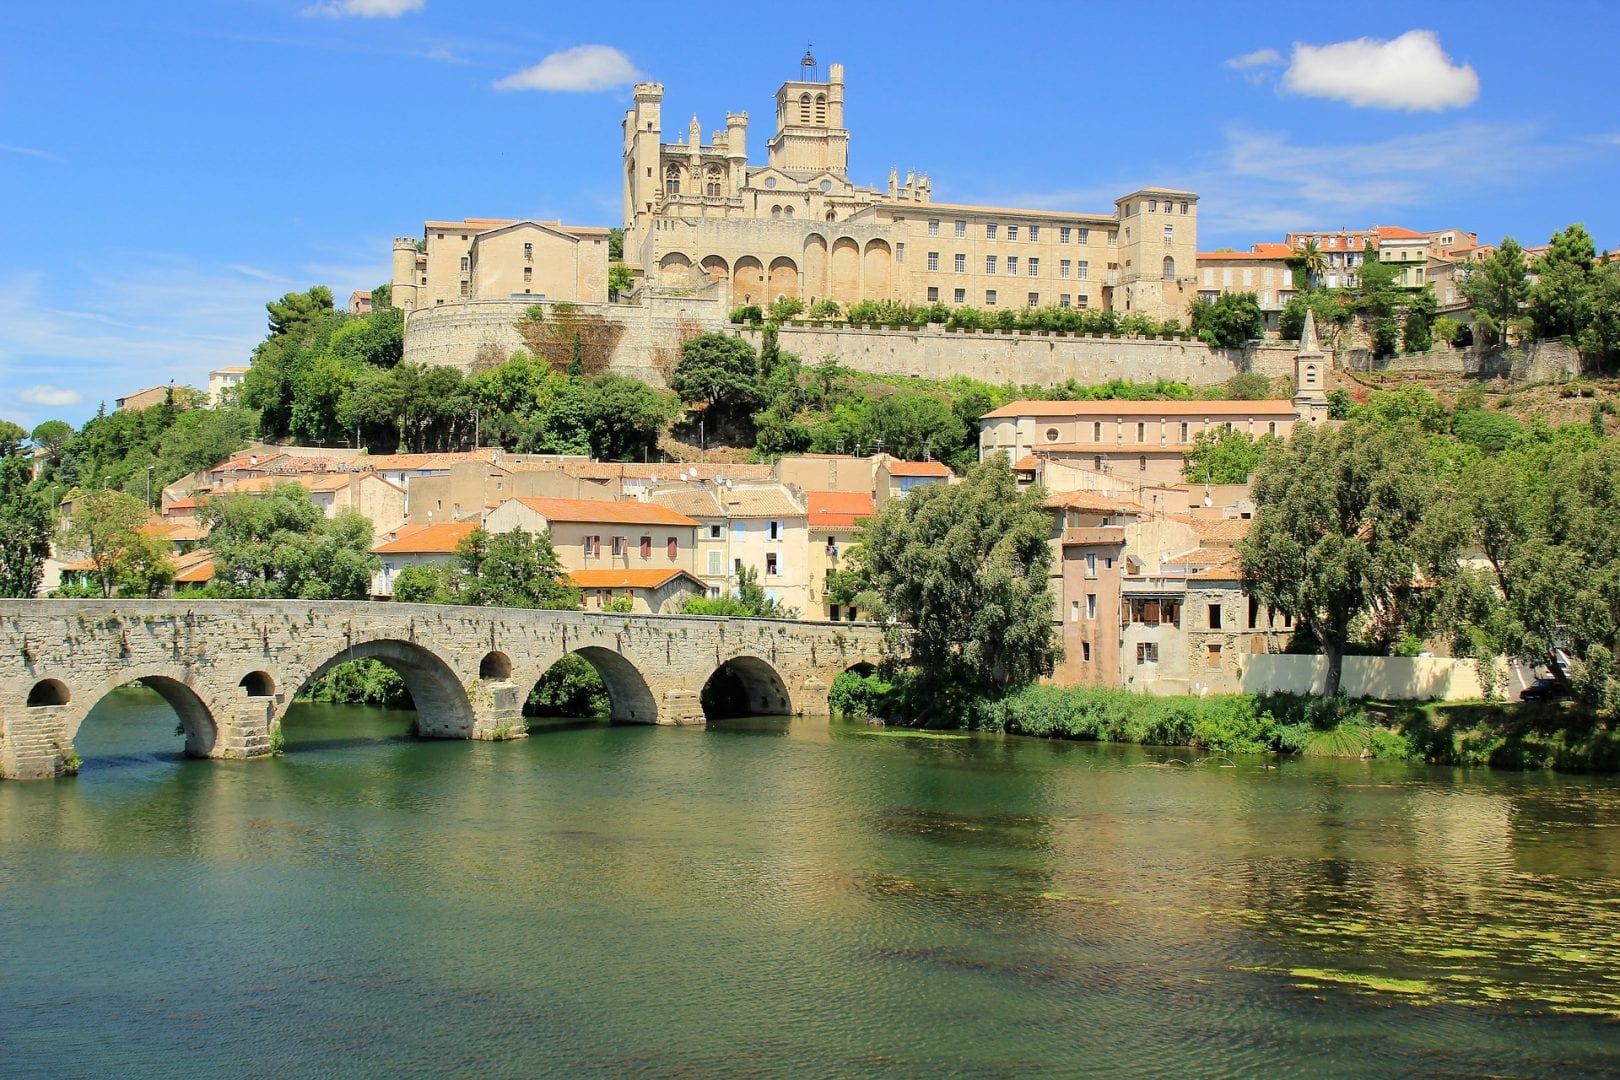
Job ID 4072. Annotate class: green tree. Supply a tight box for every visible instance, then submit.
[1580,260,1620,360]
[203,483,377,599]
[607,227,624,260]
[567,331,585,379]
[1460,238,1532,347]
[59,488,166,598]
[1189,292,1263,348]
[682,564,796,618]
[1402,286,1438,353]
[861,453,1057,712]
[391,562,457,604]
[1298,239,1326,290]
[0,421,54,597]
[1182,428,1270,484]
[1223,372,1273,400]
[670,333,760,413]
[455,527,580,609]
[1240,421,1456,696]
[608,263,634,296]
[1528,224,1597,341]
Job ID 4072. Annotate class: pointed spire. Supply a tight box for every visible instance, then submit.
[1300,306,1322,355]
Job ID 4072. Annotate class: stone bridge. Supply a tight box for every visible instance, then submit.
[0,600,888,780]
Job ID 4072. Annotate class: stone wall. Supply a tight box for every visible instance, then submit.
[1342,339,1581,381]
[1242,654,1498,701]
[404,295,1304,390]
[0,600,886,780]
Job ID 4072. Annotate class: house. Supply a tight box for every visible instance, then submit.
[645,483,811,614]
[370,522,481,597]
[806,490,874,621]
[483,497,701,578]
[569,568,707,614]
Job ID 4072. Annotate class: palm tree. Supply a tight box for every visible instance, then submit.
[1300,239,1326,291]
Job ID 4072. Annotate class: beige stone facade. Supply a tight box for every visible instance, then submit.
[621,63,1198,323]
[391,218,610,312]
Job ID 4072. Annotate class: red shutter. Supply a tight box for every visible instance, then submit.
[667,537,677,559]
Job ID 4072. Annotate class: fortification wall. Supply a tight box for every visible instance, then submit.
[405,298,1304,390]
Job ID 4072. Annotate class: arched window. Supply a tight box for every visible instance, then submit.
[705,166,722,197]
[1162,256,1176,281]
[665,165,681,196]
[771,205,782,219]
[815,93,826,124]
[826,210,837,222]
[799,93,812,123]
[783,205,794,218]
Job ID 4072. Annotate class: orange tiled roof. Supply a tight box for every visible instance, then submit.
[1042,490,1145,514]
[372,522,479,554]
[512,497,700,526]
[1375,226,1427,240]
[982,399,1297,419]
[568,568,703,589]
[172,548,216,583]
[808,491,874,528]
[1188,518,1253,542]
[885,460,952,477]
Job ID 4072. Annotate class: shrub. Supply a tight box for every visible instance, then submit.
[829,669,900,718]
[729,305,764,325]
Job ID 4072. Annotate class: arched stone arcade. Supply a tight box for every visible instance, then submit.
[700,654,794,720]
[290,639,476,740]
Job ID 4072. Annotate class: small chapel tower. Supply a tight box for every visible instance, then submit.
[1293,308,1331,423]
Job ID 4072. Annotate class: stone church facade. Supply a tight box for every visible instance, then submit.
[622,57,1199,322]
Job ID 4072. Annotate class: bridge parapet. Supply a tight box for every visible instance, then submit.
[0,600,888,780]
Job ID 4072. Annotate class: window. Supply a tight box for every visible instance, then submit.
[1006,256,1018,275]
[1027,292,1039,307]
[1093,421,1102,440]
[1078,260,1089,280]
[1086,593,1097,619]
[768,520,781,541]
[1208,603,1223,629]
[639,535,652,558]
[585,534,601,557]
[708,524,722,539]
[1028,258,1039,276]
[1107,233,1116,246]
[1207,643,1222,669]
[1045,427,1060,442]
[896,243,905,262]
[1139,455,1148,471]
[1180,201,1189,214]
[1060,294,1071,307]
[1203,268,1214,286]
[953,288,966,304]
[1136,642,1159,664]
[1061,227,1072,243]
[1060,259,1071,278]
[1029,225,1040,242]
[986,222,998,239]
[955,220,967,237]
[612,536,626,557]
[1078,228,1089,245]
[1162,257,1176,281]
[523,266,532,282]
[1070,600,1080,622]
[1180,421,1189,442]
[986,289,998,305]
[1007,224,1020,241]
[707,550,723,575]
[927,286,939,302]
[985,255,997,274]
[1081,641,1092,662]
[706,168,722,197]
[1078,294,1090,307]
[954,253,966,273]
[459,280,470,297]
[766,552,779,576]
[1242,268,1253,287]
[927,219,939,236]
[1222,268,1234,286]
[1148,199,1158,212]
[665,166,681,196]
[460,255,470,272]
[1085,553,1097,577]
[927,251,939,271]
[1163,225,1174,243]
[1136,422,1146,442]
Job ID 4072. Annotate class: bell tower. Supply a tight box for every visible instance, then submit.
[766,47,848,178]
[1293,308,1331,423]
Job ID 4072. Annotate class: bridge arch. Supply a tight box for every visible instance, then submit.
[27,678,70,707]
[239,670,275,698]
[479,651,512,681]
[701,654,792,720]
[294,639,474,739]
[64,665,221,760]
[569,646,656,723]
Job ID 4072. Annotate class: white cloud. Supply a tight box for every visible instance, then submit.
[0,143,65,163]
[303,0,424,17]
[1281,30,1479,111]
[494,45,641,93]
[1225,48,1282,71]
[18,386,82,407]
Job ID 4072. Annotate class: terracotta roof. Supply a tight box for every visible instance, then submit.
[568,568,704,590]
[140,521,210,543]
[361,450,500,472]
[981,399,1297,419]
[1186,518,1252,542]
[1375,226,1427,240]
[1189,548,1244,581]
[172,549,216,584]
[1195,249,1293,261]
[511,497,699,526]
[373,522,479,554]
[717,487,804,519]
[1012,455,1040,472]
[1062,526,1127,546]
[1040,442,1191,455]
[885,460,952,477]
[647,488,724,518]
[808,491,874,528]
[1043,490,1145,514]
[165,497,200,510]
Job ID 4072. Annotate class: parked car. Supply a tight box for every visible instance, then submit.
[1520,677,1571,701]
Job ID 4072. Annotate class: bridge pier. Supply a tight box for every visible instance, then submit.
[658,687,706,725]
[471,679,526,740]
[222,698,276,761]
[1,704,73,780]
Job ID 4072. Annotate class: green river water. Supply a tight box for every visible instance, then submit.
[3,686,1619,1078]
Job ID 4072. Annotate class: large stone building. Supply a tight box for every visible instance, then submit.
[391,218,611,312]
[621,56,1198,322]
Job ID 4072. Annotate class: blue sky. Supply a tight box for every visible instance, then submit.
[4,0,1618,428]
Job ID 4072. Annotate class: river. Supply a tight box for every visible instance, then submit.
[2,686,1618,1077]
